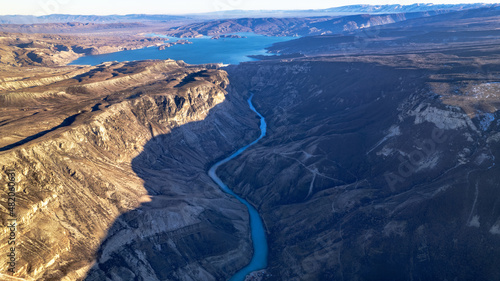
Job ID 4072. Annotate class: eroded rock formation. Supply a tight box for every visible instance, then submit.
[0,60,256,280]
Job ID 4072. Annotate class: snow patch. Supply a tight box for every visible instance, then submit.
[432,184,452,196]
[368,125,401,154]
[490,224,500,235]
[474,153,492,165]
[377,146,394,157]
[415,153,440,172]
[478,112,495,131]
[302,150,313,160]
[468,215,480,228]
[487,132,500,144]
[464,132,474,142]
[468,82,500,99]
[387,125,401,137]
[458,148,471,165]
[410,104,478,131]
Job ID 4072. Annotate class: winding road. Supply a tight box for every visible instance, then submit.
[208,94,268,281]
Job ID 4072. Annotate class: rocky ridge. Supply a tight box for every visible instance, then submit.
[0,60,257,280]
[161,11,451,38]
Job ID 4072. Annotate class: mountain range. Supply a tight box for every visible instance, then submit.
[0,3,495,24]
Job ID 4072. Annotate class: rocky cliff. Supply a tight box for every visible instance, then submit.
[0,60,258,280]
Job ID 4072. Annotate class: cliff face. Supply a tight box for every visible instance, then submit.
[223,55,500,280]
[0,60,256,280]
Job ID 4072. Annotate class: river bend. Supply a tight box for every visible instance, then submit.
[208,94,268,281]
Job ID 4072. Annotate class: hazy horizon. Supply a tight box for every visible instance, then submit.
[0,1,495,16]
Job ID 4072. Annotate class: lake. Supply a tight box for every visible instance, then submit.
[69,33,293,65]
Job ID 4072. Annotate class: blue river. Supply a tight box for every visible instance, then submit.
[70,32,278,280]
[208,94,268,281]
[69,33,292,65]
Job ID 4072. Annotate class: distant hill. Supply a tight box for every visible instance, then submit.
[0,3,495,24]
[321,3,493,14]
[266,7,500,55]
[190,3,495,18]
[161,10,459,38]
[0,14,190,24]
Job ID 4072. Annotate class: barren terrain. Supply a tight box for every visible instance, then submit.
[0,5,500,281]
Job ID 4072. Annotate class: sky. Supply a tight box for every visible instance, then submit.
[0,0,494,15]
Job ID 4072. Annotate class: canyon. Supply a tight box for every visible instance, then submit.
[0,59,260,280]
[0,5,500,281]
